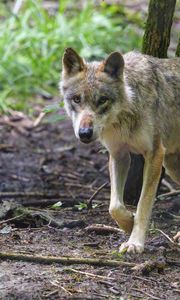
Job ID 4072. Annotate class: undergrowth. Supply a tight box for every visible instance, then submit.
[0,0,143,112]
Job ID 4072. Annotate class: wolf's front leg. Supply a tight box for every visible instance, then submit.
[119,140,164,253]
[109,152,134,233]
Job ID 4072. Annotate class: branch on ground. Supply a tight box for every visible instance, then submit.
[85,224,123,235]
[0,252,136,268]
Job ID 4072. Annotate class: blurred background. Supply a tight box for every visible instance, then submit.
[0,0,179,114]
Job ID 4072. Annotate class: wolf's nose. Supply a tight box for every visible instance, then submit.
[79,127,93,143]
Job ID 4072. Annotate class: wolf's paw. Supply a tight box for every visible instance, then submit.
[119,241,144,254]
[110,207,134,234]
[117,217,134,234]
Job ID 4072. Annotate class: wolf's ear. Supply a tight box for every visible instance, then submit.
[102,52,124,78]
[62,48,84,76]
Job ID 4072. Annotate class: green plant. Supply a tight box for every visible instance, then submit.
[75,202,88,211]
[75,201,99,210]
[51,201,62,209]
[0,0,142,113]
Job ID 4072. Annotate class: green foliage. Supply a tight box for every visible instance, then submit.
[51,201,62,209]
[75,202,88,211]
[0,0,142,112]
[75,201,99,210]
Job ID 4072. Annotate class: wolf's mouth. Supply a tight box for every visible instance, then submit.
[79,137,93,144]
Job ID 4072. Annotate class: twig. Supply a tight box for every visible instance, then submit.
[85,224,123,234]
[158,190,180,199]
[167,213,180,220]
[156,229,176,244]
[64,268,115,280]
[131,288,163,300]
[98,280,115,287]
[129,292,143,299]
[0,214,24,225]
[45,289,59,298]
[33,112,46,127]
[133,275,157,283]
[161,179,175,192]
[0,251,135,267]
[50,280,73,296]
[60,286,72,296]
[87,182,109,208]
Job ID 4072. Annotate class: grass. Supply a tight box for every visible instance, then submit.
[0,0,143,113]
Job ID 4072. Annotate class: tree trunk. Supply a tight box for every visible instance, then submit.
[125,0,176,205]
[176,37,180,57]
[142,0,176,58]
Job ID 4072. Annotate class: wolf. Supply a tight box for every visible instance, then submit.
[60,48,180,253]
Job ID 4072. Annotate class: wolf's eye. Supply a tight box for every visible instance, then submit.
[72,95,81,104]
[98,96,108,105]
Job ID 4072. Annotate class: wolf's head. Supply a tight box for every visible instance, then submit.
[60,48,132,144]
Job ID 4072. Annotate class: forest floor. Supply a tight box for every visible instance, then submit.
[0,112,179,300]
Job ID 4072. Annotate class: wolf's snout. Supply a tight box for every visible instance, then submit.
[79,127,93,143]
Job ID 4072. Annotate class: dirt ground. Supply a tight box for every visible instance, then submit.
[0,112,179,300]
